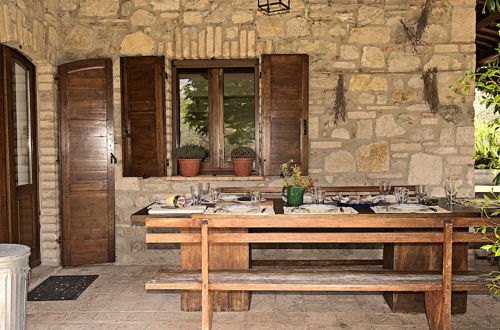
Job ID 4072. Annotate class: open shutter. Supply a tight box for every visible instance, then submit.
[261,54,309,175]
[121,56,166,177]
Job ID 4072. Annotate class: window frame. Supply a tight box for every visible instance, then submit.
[171,59,260,176]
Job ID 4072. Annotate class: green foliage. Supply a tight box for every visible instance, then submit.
[174,144,208,159]
[451,61,500,114]
[280,160,315,187]
[230,146,256,159]
[482,0,500,13]
[470,192,500,294]
[473,120,500,184]
[181,77,255,147]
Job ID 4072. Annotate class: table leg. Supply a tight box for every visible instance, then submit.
[181,228,251,312]
[383,235,468,314]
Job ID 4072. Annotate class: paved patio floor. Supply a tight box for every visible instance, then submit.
[27,262,500,330]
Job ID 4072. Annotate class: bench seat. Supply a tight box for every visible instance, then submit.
[146,269,490,292]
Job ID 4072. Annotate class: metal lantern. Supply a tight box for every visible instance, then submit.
[258,0,290,14]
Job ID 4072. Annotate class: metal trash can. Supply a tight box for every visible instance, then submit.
[0,244,31,330]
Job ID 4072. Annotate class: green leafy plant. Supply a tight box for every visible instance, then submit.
[230,146,256,159]
[174,144,208,159]
[470,194,500,294]
[473,120,500,184]
[482,0,500,13]
[280,160,314,187]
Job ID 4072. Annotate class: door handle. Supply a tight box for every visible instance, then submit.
[110,153,117,164]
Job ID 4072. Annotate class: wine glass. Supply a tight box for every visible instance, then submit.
[415,185,427,204]
[199,183,210,201]
[444,178,459,204]
[314,189,326,204]
[379,182,391,195]
[210,188,220,202]
[394,187,408,204]
[190,185,201,205]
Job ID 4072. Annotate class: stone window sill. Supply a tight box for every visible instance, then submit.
[163,175,265,181]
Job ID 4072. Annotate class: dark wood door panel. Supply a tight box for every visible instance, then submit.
[59,58,115,266]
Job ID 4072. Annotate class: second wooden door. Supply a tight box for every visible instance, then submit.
[58,59,115,266]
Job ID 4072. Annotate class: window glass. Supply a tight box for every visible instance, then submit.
[179,70,210,162]
[12,61,32,186]
[223,68,255,162]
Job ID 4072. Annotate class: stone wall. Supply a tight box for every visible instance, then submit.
[0,0,61,265]
[4,0,478,265]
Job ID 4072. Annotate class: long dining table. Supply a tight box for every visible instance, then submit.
[132,197,489,314]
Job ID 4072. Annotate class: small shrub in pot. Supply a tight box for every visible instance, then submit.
[175,145,207,177]
[231,147,256,176]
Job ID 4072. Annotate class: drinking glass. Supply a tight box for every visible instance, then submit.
[415,185,428,203]
[210,188,220,202]
[394,187,408,204]
[314,189,326,204]
[379,182,391,195]
[199,182,210,200]
[444,178,459,204]
[251,191,262,207]
[190,185,201,205]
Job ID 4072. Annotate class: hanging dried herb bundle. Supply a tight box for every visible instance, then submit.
[401,0,433,50]
[331,75,346,125]
[422,67,440,114]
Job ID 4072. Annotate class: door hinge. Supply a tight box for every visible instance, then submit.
[303,119,308,136]
[165,158,170,167]
[259,72,262,78]
[56,236,61,244]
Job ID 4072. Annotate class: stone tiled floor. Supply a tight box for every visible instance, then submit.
[27,264,500,330]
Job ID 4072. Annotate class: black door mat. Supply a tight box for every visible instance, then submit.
[28,275,98,301]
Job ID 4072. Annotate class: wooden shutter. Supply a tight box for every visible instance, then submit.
[58,59,115,266]
[261,54,309,175]
[121,56,166,177]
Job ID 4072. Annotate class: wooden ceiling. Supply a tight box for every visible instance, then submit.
[476,0,500,65]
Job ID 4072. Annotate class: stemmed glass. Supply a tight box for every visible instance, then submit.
[444,178,460,204]
[379,182,391,195]
[190,185,201,205]
[394,187,408,204]
[313,189,326,204]
[199,183,210,202]
[415,185,428,204]
[210,188,220,202]
[251,191,262,208]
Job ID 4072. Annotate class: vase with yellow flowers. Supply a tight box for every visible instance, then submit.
[280,160,315,206]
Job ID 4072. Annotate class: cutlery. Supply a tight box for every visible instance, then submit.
[428,207,438,212]
[261,208,266,213]
[340,207,344,213]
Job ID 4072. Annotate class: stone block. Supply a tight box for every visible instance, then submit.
[375,114,405,137]
[340,45,359,60]
[79,0,119,17]
[324,151,356,173]
[349,75,388,91]
[456,126,474,145]
[361,46,385,68]
[256,15,284,38]
[408,153,443,185]
[348,27,391,44]
[356,141,389,172]
[451,8,475,42]
[183,11,202,25]
[388,52,421,71]
[120,31,154,54]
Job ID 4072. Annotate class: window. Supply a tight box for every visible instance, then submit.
[172,60,259,175]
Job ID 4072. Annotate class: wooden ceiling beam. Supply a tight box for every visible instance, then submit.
[477,12,500,30]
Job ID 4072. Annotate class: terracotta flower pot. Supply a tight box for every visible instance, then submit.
[178,158,202,177]
[232,158,254,176]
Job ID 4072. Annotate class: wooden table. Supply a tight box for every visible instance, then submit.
[132,199,485,313]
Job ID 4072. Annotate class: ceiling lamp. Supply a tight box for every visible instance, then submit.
[258,0,290,14]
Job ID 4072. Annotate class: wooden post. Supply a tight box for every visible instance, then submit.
[201,220,212,330]
[425,219,453,330]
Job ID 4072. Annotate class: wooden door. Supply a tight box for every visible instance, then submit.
[58,59,115,266]
[0,45,40,266]
[261,54,309,175]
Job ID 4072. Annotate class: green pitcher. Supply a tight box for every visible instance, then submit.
[281,186,307,206]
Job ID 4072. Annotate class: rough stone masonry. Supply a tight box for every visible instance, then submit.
[1,0,477,265]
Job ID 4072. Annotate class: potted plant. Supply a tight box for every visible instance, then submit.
[231,147,256,177]
[175,144,207,177]
[280,159,315,206]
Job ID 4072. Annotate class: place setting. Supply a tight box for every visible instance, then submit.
[284,186,358,215]
[206,191,275,215]
[370,183,451,214]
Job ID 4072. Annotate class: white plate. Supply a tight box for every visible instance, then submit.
[220,204,259,213]
[300,204,337,213]
[218,194,240,201]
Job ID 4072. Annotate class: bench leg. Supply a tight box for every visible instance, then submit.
[201,220,213,330]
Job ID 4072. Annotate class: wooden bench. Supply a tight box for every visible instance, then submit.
[145,215,492,330]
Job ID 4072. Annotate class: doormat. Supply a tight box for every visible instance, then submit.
[28,275,98,301]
